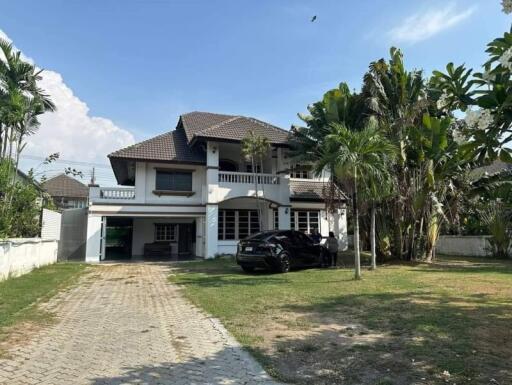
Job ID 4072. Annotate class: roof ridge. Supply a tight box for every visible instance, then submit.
[194,115,242,137]
[245,116,289,135]
[108,130,173,157]
[42,173,67,182]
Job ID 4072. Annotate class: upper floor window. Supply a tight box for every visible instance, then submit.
[290,165,312,179]
[155,170,192,191]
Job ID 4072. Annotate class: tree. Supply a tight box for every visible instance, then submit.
[0,38,55,163]
[315,124,395,279]
[362,47,429,260]
[241,131,270,230]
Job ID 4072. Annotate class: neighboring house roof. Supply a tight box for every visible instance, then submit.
[15,169,43,192]
[471,161,512,179]
[289,179,347,202]
[109,129,205,164]
[42,174,89,199]
[180,111,290,145]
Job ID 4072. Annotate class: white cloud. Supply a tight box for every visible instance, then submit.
[0,30,135,163]
[388,2,476,44]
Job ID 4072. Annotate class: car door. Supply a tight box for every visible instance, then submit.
[295,232,320,265]
[282,231,306,266]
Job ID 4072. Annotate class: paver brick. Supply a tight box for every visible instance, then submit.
[0,263,279,385]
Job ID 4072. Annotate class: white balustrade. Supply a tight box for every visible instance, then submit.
[218,171,280,185]
[99,187,135,200]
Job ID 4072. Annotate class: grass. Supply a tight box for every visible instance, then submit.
[170,255,512,385]
[0,263,87,345]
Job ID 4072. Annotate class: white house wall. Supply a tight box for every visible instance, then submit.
[134,162,206,205]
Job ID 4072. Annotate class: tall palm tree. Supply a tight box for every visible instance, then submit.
[0,38,55,160]
[315,124,395,279]
[241,131,270,230]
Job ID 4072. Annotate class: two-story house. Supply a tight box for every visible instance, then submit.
[85,112,348,262]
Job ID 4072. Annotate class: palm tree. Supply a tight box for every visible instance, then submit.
[241,131,270,230]
[362,47,428,259]
[315,123,395,279]
[0,38,55,161]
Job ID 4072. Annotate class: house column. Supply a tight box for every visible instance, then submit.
[205,141,219,258]
[278,206,291,230]
[205,205,218,258]
[276,147,291,230]
[195,216,205,258]
[85,215,103,262]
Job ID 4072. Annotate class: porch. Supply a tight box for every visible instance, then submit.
[85,210,206,262]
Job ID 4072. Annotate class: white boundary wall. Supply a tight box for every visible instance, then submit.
[0,238,59,281]
[436,235,492,257]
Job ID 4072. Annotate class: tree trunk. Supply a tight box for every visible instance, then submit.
[259,157,266,230]
[370,203,377,270]
[252,157,262,231]
[353,167,361,280]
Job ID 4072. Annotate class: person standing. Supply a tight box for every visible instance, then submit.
[310,228,322,244]
[326,231,339,267]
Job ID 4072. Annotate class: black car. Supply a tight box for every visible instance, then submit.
[236,230,327,273]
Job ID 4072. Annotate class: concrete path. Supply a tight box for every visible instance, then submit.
[0,264,279,385]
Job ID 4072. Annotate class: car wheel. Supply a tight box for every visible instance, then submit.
[241,265,255,273]
[276,252,291,273]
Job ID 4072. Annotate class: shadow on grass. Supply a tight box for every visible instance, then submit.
[270,291,512,385]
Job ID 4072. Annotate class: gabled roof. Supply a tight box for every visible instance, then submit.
[42,174,88,199]
[181,111,290,145]
[289,179,347,202]
[108,128,206,164]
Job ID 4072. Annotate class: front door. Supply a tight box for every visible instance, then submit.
[178,223,194,257]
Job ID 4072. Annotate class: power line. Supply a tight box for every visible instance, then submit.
[20,154,111,168]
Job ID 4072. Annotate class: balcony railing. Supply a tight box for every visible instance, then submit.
[99,187,135,200]
[218,171,280,185]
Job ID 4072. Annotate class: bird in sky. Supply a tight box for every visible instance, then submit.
[311,15,317,22]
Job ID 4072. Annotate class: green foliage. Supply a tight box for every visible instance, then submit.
[430,28,512,163]
[481,202,511,259]
[0,159,43,238]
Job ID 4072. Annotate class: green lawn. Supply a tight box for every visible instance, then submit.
[0,263,87,346]
[170,256,512,385]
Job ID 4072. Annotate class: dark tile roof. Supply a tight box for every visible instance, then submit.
[181,111,290,145]
[289,179,347,202]
[181,112,235,143]
[108,129,206,164]
[42,174,89,198]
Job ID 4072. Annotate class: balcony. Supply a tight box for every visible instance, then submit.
[218,171,280,185]
[89,186,135,203]
[216,171,287,203]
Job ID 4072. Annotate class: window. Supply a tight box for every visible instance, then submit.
[290,165,312,179]
[273,209,279,230]
[218,209,260,240]
[155,224,176,241]
[290,210,320,234]
[155,170,192,191]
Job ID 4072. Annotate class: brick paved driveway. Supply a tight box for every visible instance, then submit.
[0,264,279,385]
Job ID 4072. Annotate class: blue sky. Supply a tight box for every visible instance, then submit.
[0,0,510,182]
